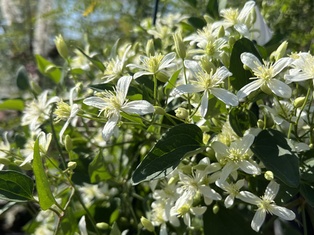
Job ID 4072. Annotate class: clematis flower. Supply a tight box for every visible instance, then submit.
[216,179,245,208]
[83,76,154,141]
[21,90,60,132]
[285,52,314,83]
[238,181,296,232]
[171,60,238,117]
[237,52,292,100]
[212,134,261,182]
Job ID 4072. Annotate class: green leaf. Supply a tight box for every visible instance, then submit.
[0,99,24,111]
[164,69,181,95]
[251,129,300,188]
[229,108,257,137]
[76,47,105,72]
[16,66,30,90]
[0,170,34,202]
[206,0,219,19]
[88,151,112,183]
[182,0,197,7]
[132,124,204,185]
[33,138,56,210]
[205,94,227,117]
[88,83,114,92]
[229,38,262,90]
[300,183,314,207]
[188,17,206,29]
[35,54,62,84]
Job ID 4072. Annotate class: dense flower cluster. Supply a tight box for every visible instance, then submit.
[0,1,313,234]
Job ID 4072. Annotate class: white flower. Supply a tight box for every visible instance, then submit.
[237,52,292,100]
[0,132,10,170]
[285,52,314,83]
[238,181,296,232]
[216,179,245,208]
[171,60,238,117]
[127,52,176,79]
[212,134,261,182]
[21,90,60,132]
[83,76,154,141]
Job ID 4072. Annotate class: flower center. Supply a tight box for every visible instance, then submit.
[227,148,248,162]
[258,197,273,211]
[222,8,239,24]
[145,54,164,74]
[254,61,274,81]
[54,100,71,121]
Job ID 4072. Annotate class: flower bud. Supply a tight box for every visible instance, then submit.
[96,222,109,230]
[175,107,189,119]
[293,96,306,108]
[270,41,288,61]
[140,216,154,232]
[213,204,219,214]
[154,106,166,115]
[67,161,77,170]
[54,34,69,60]
[257,119,264,129]
[156,71,169,82]
[173,32,186,59]
[217,26,225,38]
[264,171,274,181]
[200,57,215,74]
[145,39,155,57]
[64,135,73,152]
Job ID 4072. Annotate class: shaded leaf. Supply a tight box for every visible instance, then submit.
[0,170,34,202]
[188,17,206,29]
[0,99,24,111]
[229,38,262,90]
[76,47,105,72]
[300,183,314,207]
[33,138,56,210]
[229,107,257,137]
[251,129,300,188]
[88,151,112,183]
[16,66,30,90]
[206,0,219,19]
[132,124,204,185]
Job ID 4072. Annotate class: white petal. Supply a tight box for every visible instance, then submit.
[240,134,255,152]
[102,114,119,141]
[220,162,238,182]
[252,5,273,45]
[191,206,207,215]
[200,90,209,118]
[133,71,153,79]
[225,195,235,208]
[267,79,292,98]
[238,160,261,175]
[78,216,88,235]
[273,57,293,76]
[234,23,250,36]
[184,60,202,75]
[199,185,222,201]
[238,191,260,205]
[269,205,296,221]
[170,84,204,97]
[264,181,279,200]
[211,141,228,156]
[117,75,132,99]
[238,1,255,22]
[237,79,263,100]
[83,97,107,109]
[241,53,262,71]
[214,66,232,83]
[285,71,312,82]
[251,209,266,232]
[122,100,154,115]
[159,52,176,70]
[210,88,238,106]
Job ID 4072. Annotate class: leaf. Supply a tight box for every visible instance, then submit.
[0,170,34,202]
[16,66,30,90]
[132,124,204,185]
[35,54,62,84]
[88,151,112,183]
[205,94,227,118]
[33,138,56,210]
[164,68,181,95]
[188,17,206,29]
[0,99,24,111]
[300,183,314,207]
[229,107,257,137]
[182,0,197,7]
[206,0,219,19]
[229,38,262,90]
[76,47,105,72]
[251,129,300,188]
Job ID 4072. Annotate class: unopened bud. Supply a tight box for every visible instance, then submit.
[64,135,73,152]
[264,171,274,181]
[154,106,166,115]
[270,41,288,61]
[67,161,77,170]
[257,119,264,129]
[54,34,69,60]
[140,217,154,232]
[204,15,214,24]
[173,32,186,59]
[175,107,189,119]
[217,26,225,38]
[200,57,215,74]
[213,204,219,214]
[96,222,109,230]
[145,39,155,57]
[293,97,306,108]
[156,71,169,82]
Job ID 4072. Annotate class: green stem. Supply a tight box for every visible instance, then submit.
[153,74,158,105]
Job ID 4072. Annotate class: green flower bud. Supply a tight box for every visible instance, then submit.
[96,222,109,230]
[293,97,306,108]
[154,106,166,115]
[257,119,265,129]
[64,135,73,152]
[145,39,155,57]
[217,26,225,38]
[67,161,77,170]
[270,41,288,61]
[156,71,169,82]
[54,34,69,60]
[175,107,189,119]
[213,204,219,214]
[264,171,274,181]
[173,32,186,59]
[140,216,154,232]
[200,57,215,74]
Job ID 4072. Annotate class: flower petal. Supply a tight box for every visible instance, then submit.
[225,195,235,208]
[122,100,154,115]
[83,97,107,109]
[200,90,209,117]
[210,88,238,106]
[238,160,261,175]
[251,209,266,232]
[237,79,263,100]
[170,84,204,97]
[273,57,293,76]
[159,52,176,70]
[269,205,296,221]
[267,79,292,98]
[116,76,132,99]
[241,52,262,71]
[264,181,279,200]
[238,191,260,205]
[102,114,119,141]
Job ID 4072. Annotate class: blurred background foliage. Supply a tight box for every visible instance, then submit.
[0,0,313,97]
